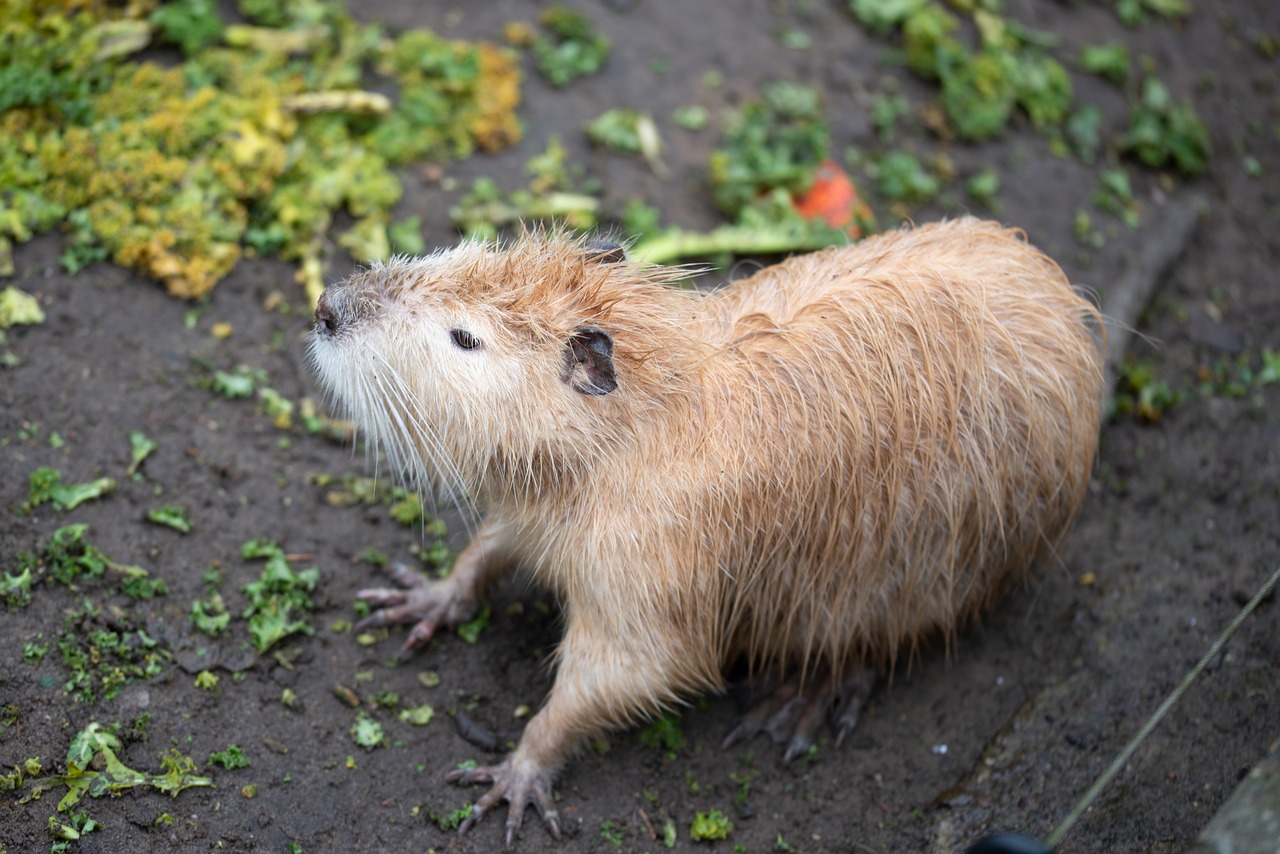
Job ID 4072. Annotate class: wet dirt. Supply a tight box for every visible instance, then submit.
[2,1,1278,852]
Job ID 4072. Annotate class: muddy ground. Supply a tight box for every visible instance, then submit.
[2,1,1279,852]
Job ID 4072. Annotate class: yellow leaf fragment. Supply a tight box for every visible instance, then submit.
[0,286,45,328]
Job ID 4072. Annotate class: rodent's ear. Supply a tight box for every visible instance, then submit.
[583,240,626,264]
[563,326,617,396]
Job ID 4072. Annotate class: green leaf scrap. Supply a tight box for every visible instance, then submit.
[350,711,386,749]
[147,506,192,534]
[208,744,251,769]
[241,539,319,652]
[708,82,830,217]
[190,594,231,636]
[398,703,435,726]
[2,568,34,609]
[118,564,169,600]
[127,430,158,476]
[532,6,610,86]
[25,468,116,513]
[456,604,491,645]
[690,809,734,842]
[149,0,225,56]
[1080,42,1130,85]
[17,722,211,811]
[585,108,647,154]
[847,0,928,36]
[1120,76,1210,176]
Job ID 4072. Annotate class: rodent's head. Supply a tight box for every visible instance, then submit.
[309,233,698,502]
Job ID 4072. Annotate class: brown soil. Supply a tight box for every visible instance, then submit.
[2,1,1278,852]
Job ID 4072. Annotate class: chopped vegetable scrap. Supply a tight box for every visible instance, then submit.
[0,0,522,302]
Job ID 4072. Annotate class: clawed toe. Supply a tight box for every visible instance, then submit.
[721,677,801,749]
[401,619,438,652]
[725,664,876,760]
[351,561,477,652]
[354,586,410,608]
[354,602,419,631]
[831,667,875,746]
[449,758,560,847]
[781,691,830,763]
[446,765,494,786]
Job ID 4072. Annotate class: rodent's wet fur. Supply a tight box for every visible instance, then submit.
[310,218,1104,840]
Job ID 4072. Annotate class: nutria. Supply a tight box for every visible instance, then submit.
[308,219,1104,847]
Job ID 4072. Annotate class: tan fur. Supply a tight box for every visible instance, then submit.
[311,218,1103,768]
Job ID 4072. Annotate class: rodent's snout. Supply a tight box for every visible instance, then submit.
[314,281,381,339]
[314,290,340,337]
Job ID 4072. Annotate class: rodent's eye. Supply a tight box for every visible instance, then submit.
[450,328,482,351]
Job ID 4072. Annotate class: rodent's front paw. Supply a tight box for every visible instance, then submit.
[447,757,560,849]
[354,561,478,653]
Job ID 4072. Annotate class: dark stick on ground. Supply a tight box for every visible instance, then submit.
[1099,194,1206,408]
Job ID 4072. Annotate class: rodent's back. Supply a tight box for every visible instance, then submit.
[688,219,1103,672]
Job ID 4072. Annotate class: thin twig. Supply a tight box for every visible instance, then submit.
[637,807,657,841]
[1099,195,1205,408]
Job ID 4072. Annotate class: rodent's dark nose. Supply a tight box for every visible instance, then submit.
[314,291,340,336]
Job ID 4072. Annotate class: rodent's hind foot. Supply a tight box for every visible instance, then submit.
[354,561,479,655]
[830,665,876,748]
[721,674,802,751]
[448,758,560,849]
[721,664,876,762]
